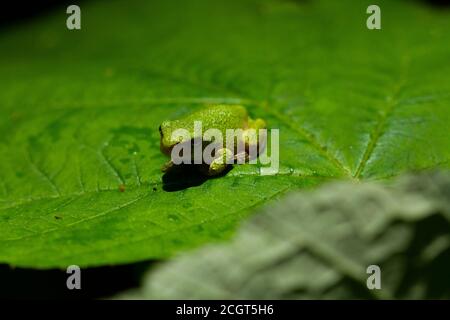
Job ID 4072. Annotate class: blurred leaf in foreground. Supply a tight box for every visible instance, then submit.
[127,171,450,299]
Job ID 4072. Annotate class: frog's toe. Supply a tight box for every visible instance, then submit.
[207,148,233,176]
[208,161,228,175]
[235,151,249,164]
[162,160,174,172]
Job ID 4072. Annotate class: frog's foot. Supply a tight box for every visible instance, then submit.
[208,148,233,176]
[162,160,174,172]
[248,118,266,131]
[234,151,249,164]
[242,121,266,161]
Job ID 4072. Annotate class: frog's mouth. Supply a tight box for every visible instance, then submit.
[160,139,195,160]
[160,138,175,156]
[159,125,172,156]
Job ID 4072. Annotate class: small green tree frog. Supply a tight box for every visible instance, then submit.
[159,104,266,176]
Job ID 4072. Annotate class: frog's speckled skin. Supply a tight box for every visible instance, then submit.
[159,104,266,176]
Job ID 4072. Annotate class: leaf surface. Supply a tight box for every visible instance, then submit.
[0,0,449,267]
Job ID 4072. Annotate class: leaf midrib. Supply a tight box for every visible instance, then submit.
[354,57,411,178]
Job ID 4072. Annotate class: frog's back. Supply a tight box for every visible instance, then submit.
[184,105,248,133]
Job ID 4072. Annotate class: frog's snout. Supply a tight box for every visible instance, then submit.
[160,136,172,156]
[159,132,174,157]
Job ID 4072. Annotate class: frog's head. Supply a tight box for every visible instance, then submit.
[159,120,190,156]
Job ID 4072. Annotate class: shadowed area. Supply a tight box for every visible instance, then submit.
[0,0,87,29]
[423,0,450,7]
[162,164,233,192]
[0,261,149,299]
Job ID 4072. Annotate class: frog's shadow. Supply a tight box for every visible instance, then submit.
[162,164,233,192]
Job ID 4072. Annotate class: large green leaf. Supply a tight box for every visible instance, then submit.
[125,172,450,299]
[0,0,449,268]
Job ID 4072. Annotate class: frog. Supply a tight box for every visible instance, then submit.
[159,104,266,176]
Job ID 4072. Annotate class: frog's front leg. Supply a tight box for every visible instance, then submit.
[207,147,233,176]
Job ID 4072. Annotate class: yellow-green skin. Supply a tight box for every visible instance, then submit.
[159,104,266,175]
